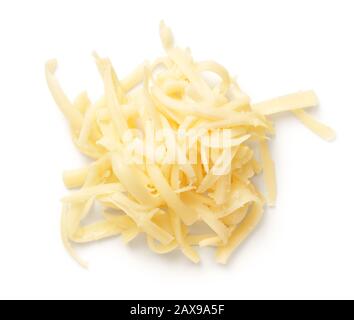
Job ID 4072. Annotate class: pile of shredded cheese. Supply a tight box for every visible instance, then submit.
[46,22,335,267]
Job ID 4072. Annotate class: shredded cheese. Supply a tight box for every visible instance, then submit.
[46,21,335,266]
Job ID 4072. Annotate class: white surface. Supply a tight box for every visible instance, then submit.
[0,0,353,300]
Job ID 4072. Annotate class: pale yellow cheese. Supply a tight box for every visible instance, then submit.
[292,109,336,141]
[252,91,318,115]
[259,139,277,206]
[46,21,334,267]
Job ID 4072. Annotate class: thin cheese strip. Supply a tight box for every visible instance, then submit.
[199,236,222,247]
[61,204,88,268]
[73,91,91,114]
[292,109,336,141]
[252,91,318,115]
[212,174,230,206]
[72,220,124,243]
[170,165,181,190]
[232,146,254,170]
[122,227,140,244]
[141,67,162,128]
[195,204,230,244]
[102,211,136,228]
[106,197,174,245]
[151,86,232,120]
[101,192,154,213]
[138,219,174,245]
[63,167,89,189]
[78,100,101,146]
[201,134,251,149]
[165,47,215,103]
[45,60,83,131]
[147,237,178,254]
[103,63,129,138]
[186,234,215,246]
[111,152,160,207]
[169,210,200,263]
[229,83,251,110]
[259,139,277,206]
[159,21,174,50]
[62,183,125,203]
[216,202,263,264]
[72,137,102,159]
[196,61,231,94]
[185,192,216,207]
[197,148,237,193]
[146,164,198,226]
[197,112,273,131]
[121,64,145,92]
[222,205,250,227]
[216,183,258,218]
[81,155,111,188]
[161,79,187,96]
[65,198,94,238]
[94,98,138,120]
[174,185,195,193]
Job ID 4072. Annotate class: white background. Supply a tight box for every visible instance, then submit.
[0,0,353,300]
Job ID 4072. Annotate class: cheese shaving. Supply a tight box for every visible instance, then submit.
[46,21,334,266]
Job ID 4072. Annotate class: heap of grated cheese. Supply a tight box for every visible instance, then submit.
[46,22,335,267]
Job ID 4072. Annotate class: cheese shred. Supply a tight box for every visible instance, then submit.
[46,21,334,266]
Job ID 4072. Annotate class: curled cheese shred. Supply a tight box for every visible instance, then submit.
[46,21,335,266]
